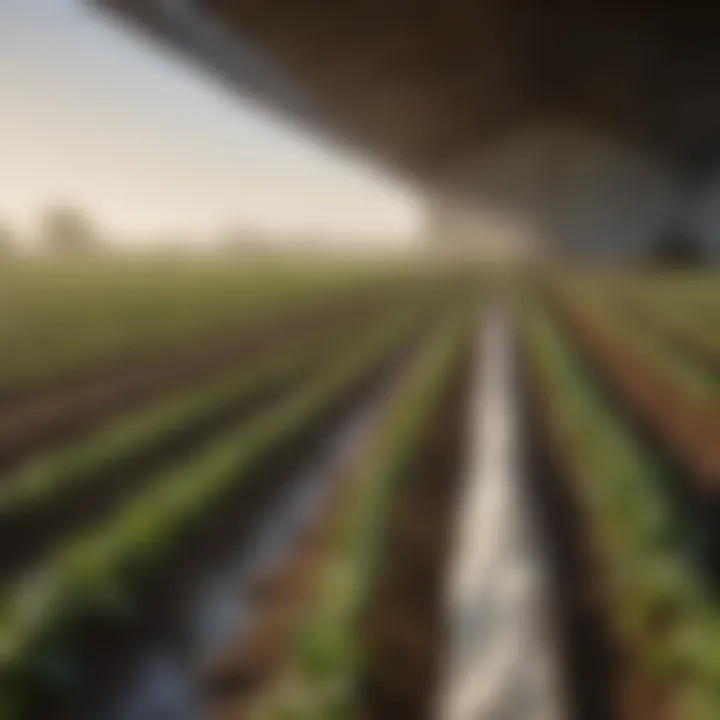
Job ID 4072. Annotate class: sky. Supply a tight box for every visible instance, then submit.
[0,1,421,247]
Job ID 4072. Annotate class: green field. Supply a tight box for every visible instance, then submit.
[1,260,720,720]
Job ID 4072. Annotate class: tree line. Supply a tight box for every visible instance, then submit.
[1,206,102,259]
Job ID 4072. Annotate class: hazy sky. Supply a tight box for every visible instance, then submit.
[0,1,420,246]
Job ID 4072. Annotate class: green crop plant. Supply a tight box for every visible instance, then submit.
[0,306,433,717]
[250,313,472,720]
[521,300,720,720]
[0,310,403,519]
[556,289,719,404]
[0,261,422,395]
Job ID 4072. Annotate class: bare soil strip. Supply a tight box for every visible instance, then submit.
[200,368,404,720]
[612,297,720,379]
[547,289,720,484]
[359,344,472,720]
[0,296,382,469]
[520,356,619,720]
[520,334,677,720]
[194,333,473,720]
[21,328,417,720]
[0,368,302,583]
[545,289,720,581]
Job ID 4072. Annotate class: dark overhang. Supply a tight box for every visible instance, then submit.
[95,0,720,183]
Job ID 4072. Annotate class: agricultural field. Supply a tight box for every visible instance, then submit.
[521,271,720,720]
[0,258,481,719]
[1,259,720,720]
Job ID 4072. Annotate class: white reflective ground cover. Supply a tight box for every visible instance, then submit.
[436,310,566,720]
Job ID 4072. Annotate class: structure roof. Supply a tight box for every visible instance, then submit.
[96,0,720,184]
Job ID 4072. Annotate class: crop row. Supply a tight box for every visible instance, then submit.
[543,286,720,490]
[0,266,362,396]
[550,285,718,404]
[610,297,720,381]
[0,303,446,717]
[245,313,471,719]
[0,261,479,398]
[521,300,720,720]
[570,280,720,386]
[0,306,433,582]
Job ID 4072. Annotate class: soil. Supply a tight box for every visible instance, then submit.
[200,406,369,720]
[519,333,678,720]
[613,297,720,379]
[20,325,420,720]
[0,293,387,469]
[544,287,720,582]
[546,288,720,488]
[359,347,472,720]
[185,341,473,720]
[0,365,304,582]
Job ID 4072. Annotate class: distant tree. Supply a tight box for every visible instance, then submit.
[650,226,705,268]
[40,206,100,256]
[220,227,267,256]
[0,222,15,259]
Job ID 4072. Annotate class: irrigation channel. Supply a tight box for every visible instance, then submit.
[435,310,566,720]
[104,380,396,720]
[18,308,593,720]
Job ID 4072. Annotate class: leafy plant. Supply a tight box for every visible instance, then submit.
[521,300,720,719]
